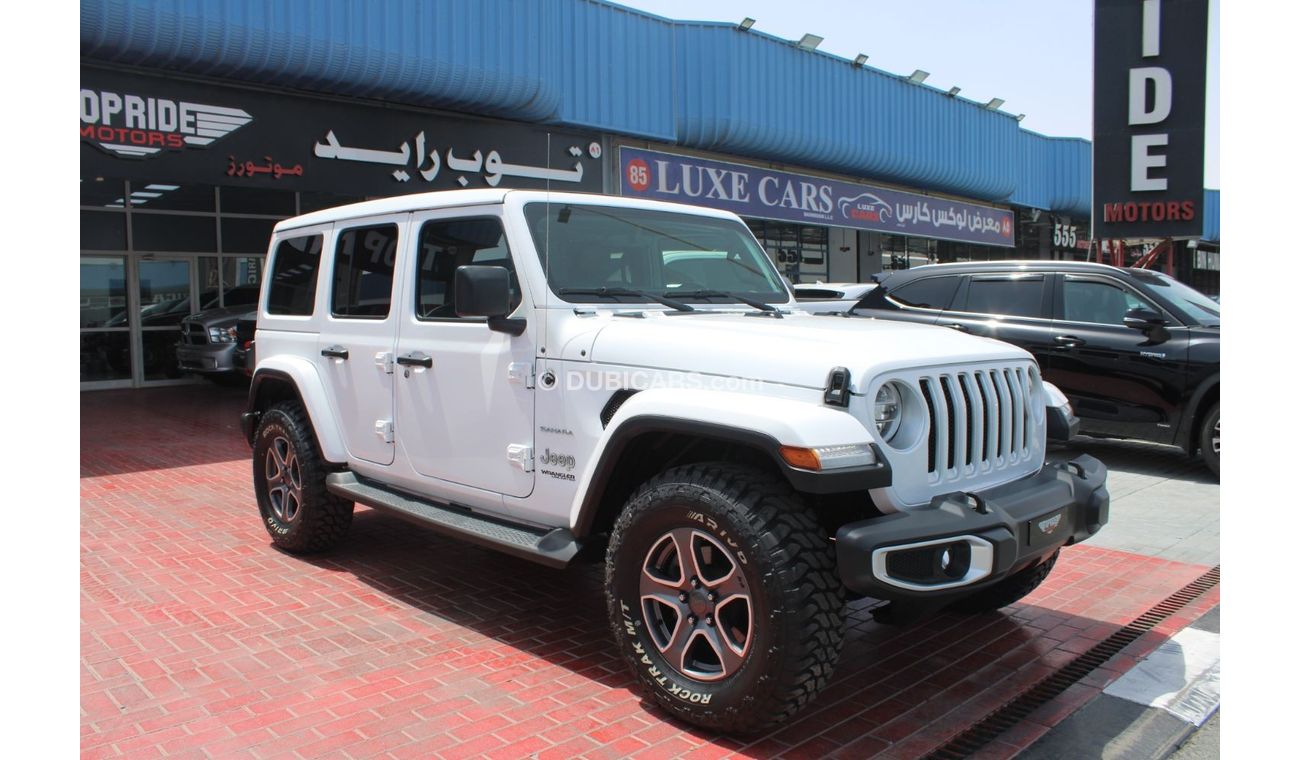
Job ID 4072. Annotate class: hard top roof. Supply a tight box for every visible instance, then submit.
[273,189,744,232]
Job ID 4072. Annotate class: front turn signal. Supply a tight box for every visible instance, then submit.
[780,443,877,472]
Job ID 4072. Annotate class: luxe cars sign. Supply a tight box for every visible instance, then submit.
[619,147,1014,247]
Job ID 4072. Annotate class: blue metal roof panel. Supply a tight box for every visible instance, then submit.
[672,24,1020,201]
[81,0,563,120]
[1203,189,1219,242]
[1009,132,1092,217]
[553,0,676,140]
[82,0,1203,223]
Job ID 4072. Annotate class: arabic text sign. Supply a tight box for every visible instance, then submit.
[619,147,1014,247]
[80,68,603,196]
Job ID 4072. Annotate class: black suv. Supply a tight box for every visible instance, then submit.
[849,261,1220,476]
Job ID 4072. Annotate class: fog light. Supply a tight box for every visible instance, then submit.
[939,548,952,571]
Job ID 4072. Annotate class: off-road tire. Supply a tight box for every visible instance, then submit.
[605,463,845,734]
[1199,403,1220,479]
[252,401,353,553]
[948,550,1059,614]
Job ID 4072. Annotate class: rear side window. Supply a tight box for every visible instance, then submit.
[415,217,521,320]
[888,276,959,310]
[961,276,1047,319]
[266,234,324,316]
[331,223,398,319]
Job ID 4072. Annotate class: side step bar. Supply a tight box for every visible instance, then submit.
[325,472,582,569]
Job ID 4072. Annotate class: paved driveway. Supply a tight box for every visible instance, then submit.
[81,386,1218,759]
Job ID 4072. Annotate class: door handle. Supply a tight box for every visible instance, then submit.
[940,322,967,332]
[1054,335,1086,347]
[396,353,433,368]
[321,346,349,360]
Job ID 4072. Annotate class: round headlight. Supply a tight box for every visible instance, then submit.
[874,382,902,442]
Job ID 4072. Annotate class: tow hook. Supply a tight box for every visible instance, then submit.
[1056,460,1086,478]
[964,492,990,515]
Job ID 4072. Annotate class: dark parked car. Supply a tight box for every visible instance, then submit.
[176,285,261,385]
[233,314,257,377]
[177,307,256,384]
[849,261,1220,476]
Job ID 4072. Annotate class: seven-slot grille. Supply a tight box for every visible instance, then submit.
[917,366,1037,478]
[181,322,208,345]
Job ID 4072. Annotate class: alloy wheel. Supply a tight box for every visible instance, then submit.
[640,528,753,682]
[265,436,304,523]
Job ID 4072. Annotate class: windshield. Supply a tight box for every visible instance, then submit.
[523,203,789,304]
[1134,270,1220,325]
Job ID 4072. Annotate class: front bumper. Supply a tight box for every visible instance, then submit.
[1046,405,1080,443]
[836,454,1108,600]
[176,343,240,374]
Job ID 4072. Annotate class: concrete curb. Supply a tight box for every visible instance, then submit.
[1019,605,1220,759]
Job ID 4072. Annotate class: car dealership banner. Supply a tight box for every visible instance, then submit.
[1093,0,1208,239]
[80,67,604,196]
[619,147,1014,247]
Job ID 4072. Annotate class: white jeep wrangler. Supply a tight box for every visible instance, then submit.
[241,190,1108,733]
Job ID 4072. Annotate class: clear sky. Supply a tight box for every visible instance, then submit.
[612,0,1220,189]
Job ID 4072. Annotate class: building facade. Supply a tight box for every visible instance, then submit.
[80,0,1219,389]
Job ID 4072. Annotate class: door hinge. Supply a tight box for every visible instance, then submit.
[375,351,395,374]
[375,420,394,443]
[506,443,534,472]
[508,362,535,388]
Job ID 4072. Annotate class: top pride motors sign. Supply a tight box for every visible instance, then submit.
[1093,0,1209,239]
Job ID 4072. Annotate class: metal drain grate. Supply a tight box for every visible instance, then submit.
[924,565,1220,760]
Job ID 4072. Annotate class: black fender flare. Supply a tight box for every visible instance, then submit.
[240,368,305,445]
[572,415,891,538]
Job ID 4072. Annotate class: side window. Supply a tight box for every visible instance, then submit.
[887,276,959,310]
[331,223,398,319]
[1062,278,1154,326]
[415,217,521,320]
[266,233,324,316]
[961,276,1047,319]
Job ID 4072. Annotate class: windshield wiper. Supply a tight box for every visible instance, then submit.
[557,287,695,312]
[672,289,783,318]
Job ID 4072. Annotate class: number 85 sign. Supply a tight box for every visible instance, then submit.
[625,159,651,192]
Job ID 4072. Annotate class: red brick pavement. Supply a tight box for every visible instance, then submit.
[81,386,1219,759]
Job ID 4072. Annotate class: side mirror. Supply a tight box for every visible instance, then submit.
[455,265,511,317]
[1122,307,1166,331]
[454,265,526,335]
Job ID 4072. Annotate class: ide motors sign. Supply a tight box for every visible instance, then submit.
[1093,0,1209,239]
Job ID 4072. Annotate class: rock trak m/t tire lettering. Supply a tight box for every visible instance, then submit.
[605,463,846,734]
